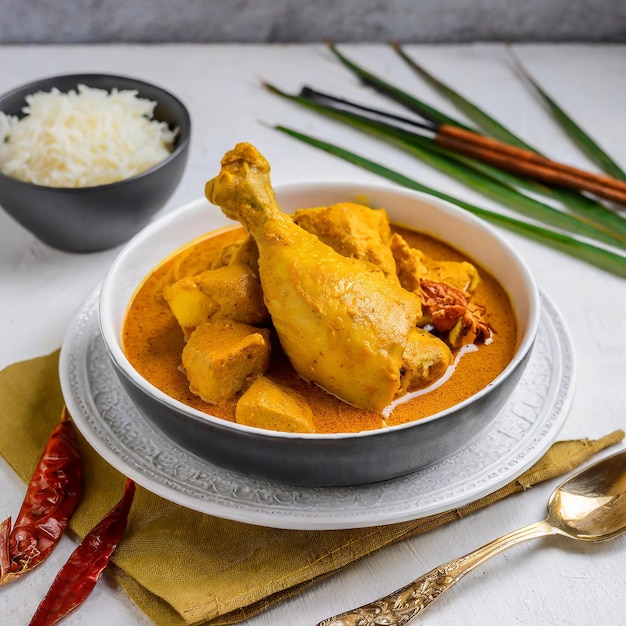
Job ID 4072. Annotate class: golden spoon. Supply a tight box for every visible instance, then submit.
[318,449,626,626]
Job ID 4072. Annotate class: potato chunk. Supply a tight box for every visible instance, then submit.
[182,320,271,404]
[163,263,269,333]
[398,327,453,394]
[235,377,315,433]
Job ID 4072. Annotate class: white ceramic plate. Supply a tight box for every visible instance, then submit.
[60,285,574,530]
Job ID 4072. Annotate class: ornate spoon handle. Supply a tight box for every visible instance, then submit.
[317,519,555,626]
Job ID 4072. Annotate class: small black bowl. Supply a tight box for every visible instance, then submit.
[0,74,191,253]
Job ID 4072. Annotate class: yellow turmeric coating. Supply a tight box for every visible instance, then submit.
[390,232,480,295]
[293,202,399,284]
[205,143,423,412]
[399,327,453,395]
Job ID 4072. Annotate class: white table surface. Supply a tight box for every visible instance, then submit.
[0,43,624,626]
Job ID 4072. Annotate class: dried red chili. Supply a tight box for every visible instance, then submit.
[0,407,82,586]
[28,478,136,626]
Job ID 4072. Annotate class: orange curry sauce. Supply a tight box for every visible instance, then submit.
[122,225,518,433]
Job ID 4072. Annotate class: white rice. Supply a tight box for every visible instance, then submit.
[0,84,178,187]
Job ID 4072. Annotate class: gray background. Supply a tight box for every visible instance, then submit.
[1,0,625,44]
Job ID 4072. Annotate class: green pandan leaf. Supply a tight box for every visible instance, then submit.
[264,82,625,249]
[510,50,626,182]
[323,46,626,239]
[326,42,473,130]
[272,124,626,278]
[392,43,536,152]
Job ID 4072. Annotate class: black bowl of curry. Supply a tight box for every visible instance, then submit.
[99,159,539,487]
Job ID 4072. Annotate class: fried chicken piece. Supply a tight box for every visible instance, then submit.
[293,202,399,284]
[211,234,259,274]
[205,143,422,412]
[399,327,453,394]
[390,233,480,294]
[235,377,315,433]
[181,319,271,405]
[390,233,490,346]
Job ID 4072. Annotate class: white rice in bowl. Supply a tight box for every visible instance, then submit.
[0,84,178,188]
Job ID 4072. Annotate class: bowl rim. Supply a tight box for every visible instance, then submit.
[99,181,541,441]
[0,72,191,192]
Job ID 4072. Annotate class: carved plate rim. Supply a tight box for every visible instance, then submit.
[60,287,574,530]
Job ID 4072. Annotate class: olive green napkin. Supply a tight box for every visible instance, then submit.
[0,350,623,626]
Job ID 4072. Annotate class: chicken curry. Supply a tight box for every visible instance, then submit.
[122,143,518,434]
